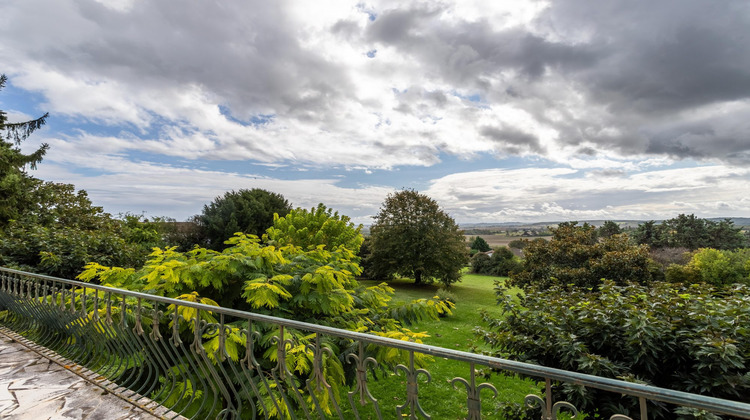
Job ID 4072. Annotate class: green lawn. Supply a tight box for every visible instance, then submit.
[353,273,540,419]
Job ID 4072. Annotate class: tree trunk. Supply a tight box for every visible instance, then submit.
[414,270,423,285]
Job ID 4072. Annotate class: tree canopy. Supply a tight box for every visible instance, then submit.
[469,236,491,252]
[597,220,623,238]
[632,214,746,250]
[0,182,165,278]
[199,188,292,250]
[264,203,363,252]
[367,190,468,286]
[511,222,651,290]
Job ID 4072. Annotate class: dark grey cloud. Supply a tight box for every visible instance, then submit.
[590,169,626,178]
[365,0,750,165]
[17,0,353,120]
[480,125,544,154]
[366,6,599,85]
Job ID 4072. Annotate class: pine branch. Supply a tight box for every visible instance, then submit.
[4,113,49,144]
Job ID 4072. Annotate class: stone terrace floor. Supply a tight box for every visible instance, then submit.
[0,330,164,420]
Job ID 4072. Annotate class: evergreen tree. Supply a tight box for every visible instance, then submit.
[632,215,746,250]
[0,74,49,230]
[597,220,623,238]
[470,236,491,252]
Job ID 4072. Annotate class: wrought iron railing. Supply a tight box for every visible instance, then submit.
[1,266,749,420]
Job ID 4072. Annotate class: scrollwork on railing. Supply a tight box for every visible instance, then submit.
[149,308,162,341]
[133,297,144,336]
[305,333,344,419]
[395,350,432,419]
[525,379,579,420]
[346,341,381,419]
[451,362,498,420]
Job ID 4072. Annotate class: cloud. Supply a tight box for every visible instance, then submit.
[425,165,750,222]
[3,0,750,222]
[32,138,393,223]
[4,0,750,169]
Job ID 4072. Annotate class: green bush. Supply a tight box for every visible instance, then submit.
[471,247,522,276]
[665,248,750,286]
[470,252,492,274]
[511,223,651,290]
[479,281,750,419]
[490,247,523,276]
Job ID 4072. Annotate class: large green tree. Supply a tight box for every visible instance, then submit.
[0,74,49,230]
[632,214,746,250]
[512,222,651,290]
[368,190,468,286]
[199,188,292,250]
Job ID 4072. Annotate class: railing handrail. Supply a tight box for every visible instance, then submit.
[2,265,750,418]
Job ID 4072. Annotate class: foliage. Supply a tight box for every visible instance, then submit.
[199,188,292,250]
[471,252,493,275]
[632,215,746,250]
[0,182,159,279]
[79,230,454,416]
[368,190,468,286]
[597,220,623,238]
[356,236,374,278]
[264,203,363,253]
[507,239,530,249]
[470,236,491,252]
[665,248,750,286]
[479,281,750,419]
[511,222,651,290]
[471,247,522,276]
[0,73,49,231]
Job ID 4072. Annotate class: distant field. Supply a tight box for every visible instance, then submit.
[464,233,549,248]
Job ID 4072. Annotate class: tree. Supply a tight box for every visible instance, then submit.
[632,215,746,250]
[0,182,158,278]
[597,220,622,238]
[0,73,49,230]
[469,236,491,252]
[512,222,651,290]
[666,247,750,286]
[368,190,468,286]
[707,219,747,250]
[199,188,292,250]
[264,203,363,252]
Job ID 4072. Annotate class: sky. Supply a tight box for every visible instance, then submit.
[2,0,750,225]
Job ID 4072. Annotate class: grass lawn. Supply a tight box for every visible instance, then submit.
[352,273,541,419]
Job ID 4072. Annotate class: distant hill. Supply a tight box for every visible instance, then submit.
[460,217,750,232]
